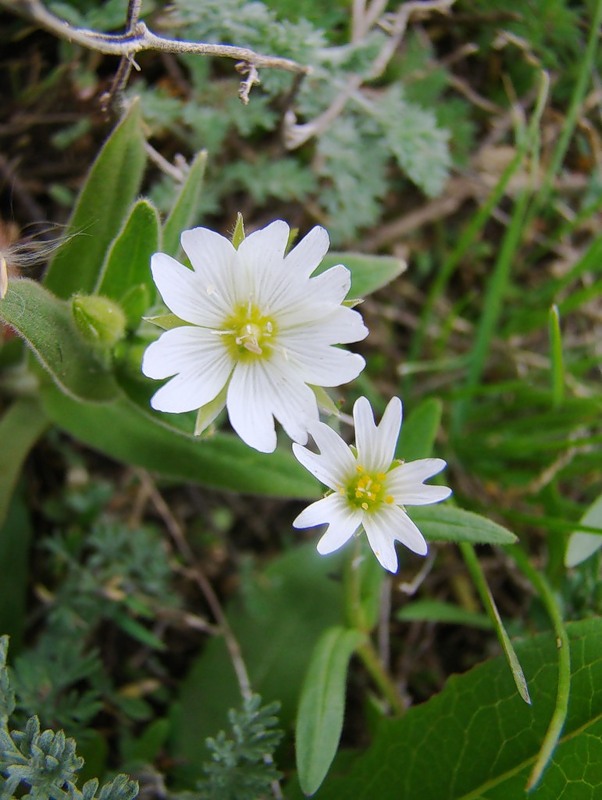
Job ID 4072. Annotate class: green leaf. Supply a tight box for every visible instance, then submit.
[0,397,48,529]
[96,199,161,324]
[162,150,207,258]
[0,279,119,402]
[39,383,319,499]
[44,101,146,298]
[313,619,602,799]
[397,599,492,630]
[296,626,364,797]
[565,493,602,567]
[397,397,443,461]
[409,505,518,546]
[171,544,346,782]
[316,252,406,299]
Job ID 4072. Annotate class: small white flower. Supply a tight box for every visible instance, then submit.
[142,221,367,452]
[292,396,451,572]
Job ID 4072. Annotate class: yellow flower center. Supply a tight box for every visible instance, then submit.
[219,302,276,361]
[344,465,394,512]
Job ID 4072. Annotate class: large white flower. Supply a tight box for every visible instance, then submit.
[142,220,367,452]
[292,396,451,572]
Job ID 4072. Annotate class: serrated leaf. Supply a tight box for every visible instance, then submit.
[565,493,602,567]
[44,101,146,298]
[39,383,319,498]
[409,506,517,546]
[0,279,119,402]
[378,87,451,197]
[316,252,406,299]
[312,619,602,799]
[296,626,364,797]
[96,199,161,325]
[162,150,207,258]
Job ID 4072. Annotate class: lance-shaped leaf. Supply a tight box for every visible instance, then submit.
[44,101,146,298]
[96,199,161,326]
[316,252,406,299]
[296,626,364,797]
[0,279,118,402]
[409,505,517,546]
[40,383,319,498]
[162,150,208,258]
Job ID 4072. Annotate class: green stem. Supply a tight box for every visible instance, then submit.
[508,545,571,791]
[344,538,405,716]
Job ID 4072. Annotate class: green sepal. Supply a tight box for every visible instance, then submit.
[194,386,228,436]
[231,212,246,249]
[144,313,190,330]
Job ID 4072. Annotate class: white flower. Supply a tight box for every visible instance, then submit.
[142,220,367,453]
[292,396,451,572]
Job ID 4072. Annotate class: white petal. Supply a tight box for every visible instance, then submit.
[362,515,400,572]
[388,504,428,554]
[151,253,227,327]
[142,327,228,379]
[304,264,351,306]
[279,340,365,387]
[293,493,346,528]
[295,493,363,555]
[293,442,342,491]
[387,458,450,505]
[364,504,428,570]
[266,361,319,444]
[310,420,357,481]
[354,397,402,472]
[284,225,330,277]
[280,305,368,345]
[150,365,230,414]
[226,361,277,453]
[180,227,239,311]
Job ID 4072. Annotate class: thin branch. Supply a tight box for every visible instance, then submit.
[2,0,310,77]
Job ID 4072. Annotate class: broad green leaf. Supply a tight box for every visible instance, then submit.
[96,199,161,323]
[171,544,345,781]
[0,489,33,653]
[317,252,406,299]
[296,626,364,797]
[565,493,602,567]
[397,397,443,461]
[0,279,118,402]
[39,383,319,498]
[44,101,146,298]
[397,599,492,630]
[312,619,602,799]
[0,397,48,529]
[409,505,517,546]
[162,150,207,258]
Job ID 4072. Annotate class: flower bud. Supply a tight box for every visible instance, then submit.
[72,295,126,348]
